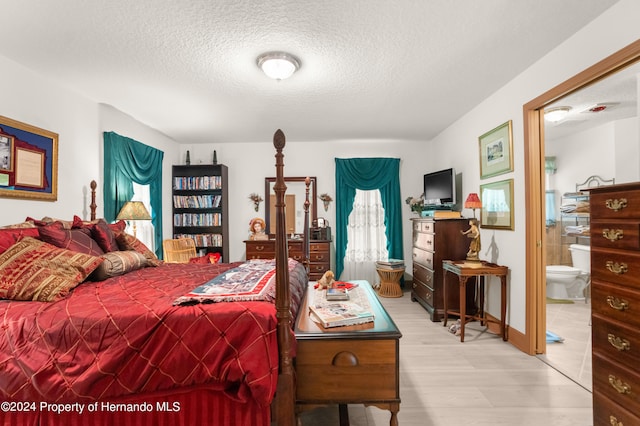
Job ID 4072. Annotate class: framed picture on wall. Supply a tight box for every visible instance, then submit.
[478,120,513,179]
[0,115,58,201]
[480,178,514,230]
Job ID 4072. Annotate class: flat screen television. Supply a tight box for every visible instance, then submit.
[423,168,456,209]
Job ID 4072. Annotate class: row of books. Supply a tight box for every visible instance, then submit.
[173,176,223,190]
[173,194,222,209]
[173,233,223,247]
[309,284,374,328]
[173,213,222,227]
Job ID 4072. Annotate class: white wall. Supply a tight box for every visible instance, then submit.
[430,0,640,334]
[182,138,428,262]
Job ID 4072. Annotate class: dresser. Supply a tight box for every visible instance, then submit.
[245,239,331,281]
[411,217,472,322]
[590,182,640,426]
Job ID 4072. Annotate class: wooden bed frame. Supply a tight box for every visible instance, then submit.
[87,129,300,425]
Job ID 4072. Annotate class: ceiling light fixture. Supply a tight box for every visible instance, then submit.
[257,52,300,80]
[544,106,572,123]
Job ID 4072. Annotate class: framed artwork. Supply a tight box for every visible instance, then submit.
[480,178,514,230]
[478,120,513,179]
[0,115,58,201]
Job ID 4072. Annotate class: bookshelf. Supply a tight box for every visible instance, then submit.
[171,164,229,262]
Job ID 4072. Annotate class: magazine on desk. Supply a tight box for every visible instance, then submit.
[309,285,375,328]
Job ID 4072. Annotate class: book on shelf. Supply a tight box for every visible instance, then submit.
[309,287,374,328]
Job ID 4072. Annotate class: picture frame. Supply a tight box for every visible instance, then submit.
[480,178,514,230]
[478,120,513,179]
[0,115,58,201]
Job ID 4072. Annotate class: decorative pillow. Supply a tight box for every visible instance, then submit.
[90,251,149,281]
[0,227,41,255]
[89,219,119,252]
[39,222,105,256]
[0,237,103,302]
[27,216,74,229]
[116,232,161,266]
[2,221,36,229]
[108,220,127,236]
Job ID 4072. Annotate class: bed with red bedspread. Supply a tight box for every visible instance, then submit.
[0,131,308,425]
[0,250,307,425]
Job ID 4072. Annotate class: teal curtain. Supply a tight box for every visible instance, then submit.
[335,158,403,280]
[103,132,164,258]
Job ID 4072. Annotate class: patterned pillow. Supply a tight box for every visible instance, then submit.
[39,222,105,256]
[90,251,149,281]
[0,237,103,301]
[116,233,161,266]
[0,227,41,255]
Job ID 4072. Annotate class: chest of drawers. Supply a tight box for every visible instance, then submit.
[410,218,471,322]
[245,239,331,281]
[590,182,640,425]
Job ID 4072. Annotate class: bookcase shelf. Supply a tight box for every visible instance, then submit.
[171,164,229,262]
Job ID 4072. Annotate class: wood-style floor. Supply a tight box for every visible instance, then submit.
[299,289,593,426]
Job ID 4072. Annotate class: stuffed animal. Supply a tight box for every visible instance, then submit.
[317,270,335,289]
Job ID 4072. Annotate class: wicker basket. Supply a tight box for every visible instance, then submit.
[163,238,197,263]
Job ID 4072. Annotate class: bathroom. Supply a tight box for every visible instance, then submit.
[541,66,640,389]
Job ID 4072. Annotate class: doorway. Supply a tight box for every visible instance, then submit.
[524,40,640,364]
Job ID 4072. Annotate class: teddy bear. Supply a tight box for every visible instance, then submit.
[317,270,335,289]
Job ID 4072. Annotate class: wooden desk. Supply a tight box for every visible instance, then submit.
[376,266,405,298]
[294,281,402,426]
[442,260,508,342]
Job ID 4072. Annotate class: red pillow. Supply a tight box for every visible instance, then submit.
[90,219,119,252]
[39,222,105,257]
[116,232,161,266]
[0,227,41,255]
[189,252,221,264]
[109,220,127,236]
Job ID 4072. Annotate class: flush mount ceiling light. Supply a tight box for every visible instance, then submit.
[257,52,300,80]
[544,106,572,123]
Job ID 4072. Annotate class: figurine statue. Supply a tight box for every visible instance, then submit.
[461,218,481,261]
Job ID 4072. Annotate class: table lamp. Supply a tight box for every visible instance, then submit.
[116,201,151,237]
[464,193,482,219]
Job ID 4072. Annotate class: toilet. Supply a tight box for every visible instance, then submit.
[546,244,591,299]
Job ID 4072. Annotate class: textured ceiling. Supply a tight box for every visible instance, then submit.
[0,0,619,144]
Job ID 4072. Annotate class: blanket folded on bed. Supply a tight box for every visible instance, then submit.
[173,258,298,305]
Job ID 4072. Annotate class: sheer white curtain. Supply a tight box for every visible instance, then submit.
[342,189,388,285]
[131,182,155,253]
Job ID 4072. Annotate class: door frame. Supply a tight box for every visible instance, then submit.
[523,39,640,354]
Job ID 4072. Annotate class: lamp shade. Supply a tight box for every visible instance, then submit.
[116,201,151,221]
[464,193,482,210]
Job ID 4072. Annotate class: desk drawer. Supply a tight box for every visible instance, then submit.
[592,282,640,329]
[591,190,640,220]
[591,222,640,251]
[593,352,640,415]
[413,220,434,233]
[413,231,434,251]
[593,391,640,426]
[592,249,640,289]
[296,339,398,402]
[592,315,640,370]
[413,263,434,289]
[412,247,433,269]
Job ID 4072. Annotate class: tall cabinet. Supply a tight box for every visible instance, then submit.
[411,217,472,322]
[590,182,640,425]
[172,164,229,262]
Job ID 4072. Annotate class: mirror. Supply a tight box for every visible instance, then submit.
[264,176,317,236]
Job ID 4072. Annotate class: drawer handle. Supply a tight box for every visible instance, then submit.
[605,198,628,212]
[412,283,417,289]
[602,228,624,242]
[606,296,629,311]
[332,351,359,367]
[609,416,623,426]
[255,246,265,251]
[608,374,631,395]
[607,333,631,351]
[606,261,628,275]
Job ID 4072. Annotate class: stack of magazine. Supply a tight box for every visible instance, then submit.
[309,286,374,328]
[376,259,405,269]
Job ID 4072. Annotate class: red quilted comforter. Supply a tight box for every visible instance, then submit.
[0,261,307,406]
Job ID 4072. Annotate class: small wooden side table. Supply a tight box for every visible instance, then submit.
[442,260,509,342]
[376,266,405,298]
